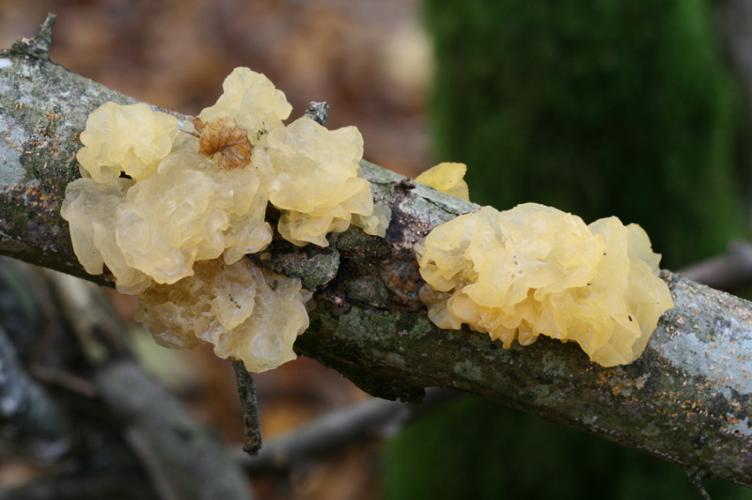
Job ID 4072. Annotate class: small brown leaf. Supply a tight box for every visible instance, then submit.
[193,117,252,169]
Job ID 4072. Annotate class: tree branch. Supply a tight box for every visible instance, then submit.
[1,20,751,487]
[679,240,752,291]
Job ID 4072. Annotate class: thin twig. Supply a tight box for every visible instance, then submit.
[679,240,752,290]
[687,467,712,500]
[236,388,455,474]
[44,270,252,500]
[29,364,98,398]
[233,361,262,455]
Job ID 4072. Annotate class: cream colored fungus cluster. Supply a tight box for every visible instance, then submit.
[62,69,672,371]
[61,67,386,372]
[415,199,674,367]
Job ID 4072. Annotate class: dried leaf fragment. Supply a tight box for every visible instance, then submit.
[194,117,253,169]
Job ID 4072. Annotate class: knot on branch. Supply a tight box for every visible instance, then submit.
[9,13,56,60]
[304,101,330,125]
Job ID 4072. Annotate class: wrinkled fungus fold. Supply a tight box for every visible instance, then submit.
[416,203,674,367]
[137,260,309,373]
[62,67,385,372]
[415,162,470,201]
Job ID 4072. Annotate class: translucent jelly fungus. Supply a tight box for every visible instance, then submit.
[198,67,292,144]
[63,66,390,372]
[416,203,674,367]
[76,102,178,184]
[137,260,309,373]
[256,116,379,246]
[60,177,152,294]
[415,162,470,201]
[114,151,272,284]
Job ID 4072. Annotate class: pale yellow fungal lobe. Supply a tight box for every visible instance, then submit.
[416,203,674,367]
[137,260,309,373]
[60,177,153,294]
[62,67,385,372]
[198,67,292,143]
[76,102,178,184]
[353,205,392,238]
[115,151,272,285]
[257,116,378,246]
[415,162,470,201]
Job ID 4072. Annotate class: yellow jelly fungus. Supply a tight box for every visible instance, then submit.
[62,66,389,372]
[416,203,674,367]
[114,151,272,284]
[60,177,153,294]
[352,205,392,238]
[198,67,292,144]
[76,102,178,184]
[256,116,379,246]
[415,162,470,201]
[137,260,309,373]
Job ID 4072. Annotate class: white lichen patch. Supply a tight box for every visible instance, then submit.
[654,318,752,396]
[0,58,12,70]
[0,137,24,187]
[416,203,674,367]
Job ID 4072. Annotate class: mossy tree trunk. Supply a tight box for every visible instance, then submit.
[427,0,742,269]
[385,1,750,498]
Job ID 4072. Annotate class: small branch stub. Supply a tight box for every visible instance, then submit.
[8,13,56,60]
[304,101,330,125]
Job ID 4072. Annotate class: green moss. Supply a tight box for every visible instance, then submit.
[344,276,391,308]
[383,397,752,500]
[0,194,29,235]
[426,0,742,268]
[260,244,340,290]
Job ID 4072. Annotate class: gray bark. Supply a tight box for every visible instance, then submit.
[1,18,751,487]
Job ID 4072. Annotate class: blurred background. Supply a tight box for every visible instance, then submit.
[1,0,752,498]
